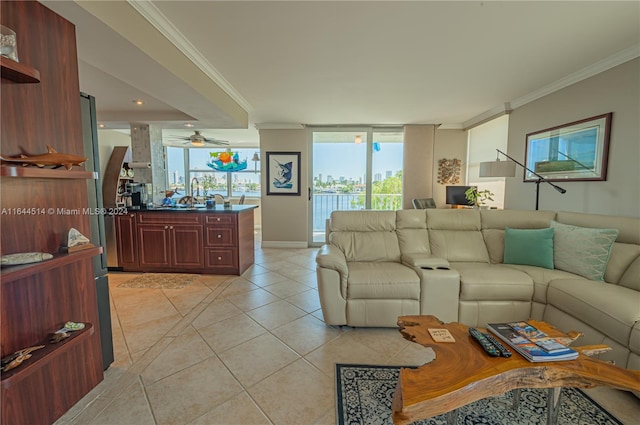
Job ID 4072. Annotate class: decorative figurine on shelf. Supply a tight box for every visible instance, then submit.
[50,321,85,343]
[0,145,86,170]
[1,345,45,372]
[0,252,53,266]
[61,228,93,253]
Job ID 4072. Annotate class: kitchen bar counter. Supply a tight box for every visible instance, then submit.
[131,205,258,213]
[115,206,257,274]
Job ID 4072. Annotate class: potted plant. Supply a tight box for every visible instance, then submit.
[464,187,495,208]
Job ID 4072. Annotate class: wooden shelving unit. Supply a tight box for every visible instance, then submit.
[0,246,102,284]
[103,146,132,208]
[0,56,40,83]
[1,3,105,424]
[0,324,94,386]
[1,166,97,179]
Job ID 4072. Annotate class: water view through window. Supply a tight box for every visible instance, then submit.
[311,129,403,243]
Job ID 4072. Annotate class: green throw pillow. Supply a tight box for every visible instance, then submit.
[550,220,618,281]
[503,227,554,269]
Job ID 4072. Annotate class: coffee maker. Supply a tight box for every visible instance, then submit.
[125,182,152,208]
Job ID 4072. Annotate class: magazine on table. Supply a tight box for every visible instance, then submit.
[486,321,578,362]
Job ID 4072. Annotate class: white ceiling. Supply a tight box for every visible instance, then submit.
[42,1,639,146]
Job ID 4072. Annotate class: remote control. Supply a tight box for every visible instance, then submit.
[469,328,500,357]
[484,333,512,358]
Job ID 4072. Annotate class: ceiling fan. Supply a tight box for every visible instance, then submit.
[169,130,229,147]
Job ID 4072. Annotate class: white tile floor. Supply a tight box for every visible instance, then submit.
[55,233,640,424]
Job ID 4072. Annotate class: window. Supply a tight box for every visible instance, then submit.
[165,147,261,198]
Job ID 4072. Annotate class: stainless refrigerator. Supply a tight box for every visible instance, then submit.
[81,92,115,370]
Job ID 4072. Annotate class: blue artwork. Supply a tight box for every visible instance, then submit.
[273,160,293,189]
[207,151,247,172]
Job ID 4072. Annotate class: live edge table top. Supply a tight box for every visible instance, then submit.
[391,315,640,425]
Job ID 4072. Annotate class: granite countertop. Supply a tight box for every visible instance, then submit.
[127,204,258,213]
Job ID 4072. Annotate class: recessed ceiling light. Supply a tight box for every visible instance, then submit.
[132,99,144,105]
[184,123,194,128]
[98,123,105,128]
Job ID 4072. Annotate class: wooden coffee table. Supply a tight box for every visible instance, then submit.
[392,315,640,425]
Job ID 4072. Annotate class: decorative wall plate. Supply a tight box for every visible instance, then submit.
[0,252,53,266]
[120,168,126,177]
[127,169,134,178]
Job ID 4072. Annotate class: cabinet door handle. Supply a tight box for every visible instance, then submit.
[217,234,222,238]
[130,214,135,218]
[217,218,221,221]
[170,226,174,229]
[164,226,168,229]
[217,256,222,260]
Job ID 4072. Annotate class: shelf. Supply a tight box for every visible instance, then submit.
[0,246,102,285]
[0,324,93,388]
[0,57,40,83]
[1,166,97,179]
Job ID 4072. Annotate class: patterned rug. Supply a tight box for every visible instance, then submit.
[118,273,200,289]
[336,364,622,425]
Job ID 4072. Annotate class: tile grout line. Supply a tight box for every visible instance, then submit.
[70,276,237,424]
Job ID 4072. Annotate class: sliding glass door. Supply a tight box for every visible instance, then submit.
[309,127,403,245]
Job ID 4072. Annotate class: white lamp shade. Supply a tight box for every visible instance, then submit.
[479,160,516,177]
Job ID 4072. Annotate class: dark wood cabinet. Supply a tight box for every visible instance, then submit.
[115,213,138,269]
[138,224,171,268]
[171,225,205,268]
[116,207,255,274]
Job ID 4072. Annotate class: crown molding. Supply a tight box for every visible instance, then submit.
[254,123,305,130]
[461,45,639,131]
[462,103,512,130]
[128,0,253,113]
[510,44,639,110]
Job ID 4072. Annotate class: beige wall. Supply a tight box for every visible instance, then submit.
[402,125,436,209]
[506,58,639,217]
[259,128,309,247]
[433,128,468,208]
[97,129,131,179]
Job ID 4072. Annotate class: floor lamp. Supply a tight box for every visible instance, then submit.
[479,149,566,211]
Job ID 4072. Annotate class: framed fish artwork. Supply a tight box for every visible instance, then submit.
[266,151,301,196]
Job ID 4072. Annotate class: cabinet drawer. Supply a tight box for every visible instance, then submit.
[205,226,236,246]
[205,248,238,268]
[205,214,236,225]
[137,213,202,225]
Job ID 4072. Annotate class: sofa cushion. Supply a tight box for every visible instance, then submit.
[504,227,554,269]
[346,262,420,300]
[396,209,431,254]
[550,220,618,281]
[481,210,556,263]
[330,232,401,262]
[547,279,640,347]
[429,231,490,262]
[501,264,581,304]
[630,322,640,355]
[619,256,640,291]
[330,210,397,232]
[451,263,533,302]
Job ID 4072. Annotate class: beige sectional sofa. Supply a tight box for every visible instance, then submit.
[315,209,640,372]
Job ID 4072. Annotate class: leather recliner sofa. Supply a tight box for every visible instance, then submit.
[315,209,640,371]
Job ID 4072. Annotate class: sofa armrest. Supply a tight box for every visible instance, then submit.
[316,244,349,277]
[316,244,348,325]
[402,253,450,269]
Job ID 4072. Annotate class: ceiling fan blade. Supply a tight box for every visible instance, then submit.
[203,138,229,145]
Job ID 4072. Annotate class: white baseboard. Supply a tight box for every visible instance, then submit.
[261,241,308,249]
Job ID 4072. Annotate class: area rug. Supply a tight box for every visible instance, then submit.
[336,364,622,425]
[118,273,200,289]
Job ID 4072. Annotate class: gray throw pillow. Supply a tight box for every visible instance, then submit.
[550,220,618,281]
